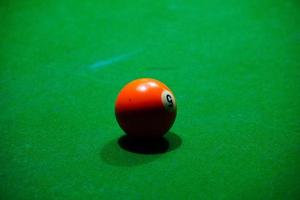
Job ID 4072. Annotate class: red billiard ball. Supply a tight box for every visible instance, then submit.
[115,78,177,138]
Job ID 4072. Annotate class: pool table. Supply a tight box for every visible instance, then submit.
[1,0,300,199]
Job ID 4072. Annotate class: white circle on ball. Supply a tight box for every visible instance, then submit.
[161,90,176,112]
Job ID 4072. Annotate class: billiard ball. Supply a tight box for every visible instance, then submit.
[115,78,177,138]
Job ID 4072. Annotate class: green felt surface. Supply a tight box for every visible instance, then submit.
[1,0,300,199]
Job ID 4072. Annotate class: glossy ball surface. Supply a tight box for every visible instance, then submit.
[115,78,177,138]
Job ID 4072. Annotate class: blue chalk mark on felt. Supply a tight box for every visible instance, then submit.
[90,49,143,69]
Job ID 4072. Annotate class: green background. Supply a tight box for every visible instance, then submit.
[1,0,300,199]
